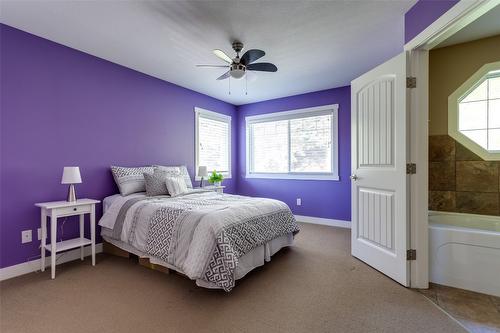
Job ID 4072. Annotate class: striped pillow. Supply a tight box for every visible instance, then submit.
[165,176,188,197]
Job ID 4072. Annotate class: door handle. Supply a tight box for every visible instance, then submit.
[350,174,358,181]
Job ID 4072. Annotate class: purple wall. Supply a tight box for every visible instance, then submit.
[236,87,351,222]
[404,0,459,44]
[0,24,237,268]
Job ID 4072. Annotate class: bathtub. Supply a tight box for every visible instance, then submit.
[429,211,500,297]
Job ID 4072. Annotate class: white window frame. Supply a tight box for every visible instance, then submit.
[448,61,500,160]
[245,104,339,181]
[195,107,232,180]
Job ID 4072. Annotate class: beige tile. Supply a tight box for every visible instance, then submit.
[429,135,455,161]
[429,191,456,212]
[430,161,456,191]
[456,161,499,192]
[490,296,500,312]
[436,287,500,332]
[422,284,500,333]
[455,142,482,161]
[419,287,438,303]
[456,192,499,215]
[458,319,500,333]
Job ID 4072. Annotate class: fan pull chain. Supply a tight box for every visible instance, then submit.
[228,77,231,95]
[245,73,248,95]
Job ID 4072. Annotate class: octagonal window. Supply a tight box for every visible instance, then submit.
[449,62,500,160]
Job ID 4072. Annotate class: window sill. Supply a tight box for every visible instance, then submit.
[195,174,232,181]
[245,173,339,181]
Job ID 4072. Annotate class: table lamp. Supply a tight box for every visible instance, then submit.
[198,166,208,188]
[61,166,82,202]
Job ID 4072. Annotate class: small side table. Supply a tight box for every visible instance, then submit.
[203,185,225,194]
[35,199,100,279]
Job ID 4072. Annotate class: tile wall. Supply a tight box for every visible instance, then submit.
[429,135,500,215]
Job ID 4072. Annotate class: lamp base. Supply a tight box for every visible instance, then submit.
[67,184,77,202]
[199,177,204,188]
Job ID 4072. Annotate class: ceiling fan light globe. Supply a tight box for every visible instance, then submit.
[230,69,245,79]
[230,63,246,79]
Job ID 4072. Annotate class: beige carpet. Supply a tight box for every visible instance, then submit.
[0,223,465,333]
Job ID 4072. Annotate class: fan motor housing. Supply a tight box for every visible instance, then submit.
[232,41,244,53]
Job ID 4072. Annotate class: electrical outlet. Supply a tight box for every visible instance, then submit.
[21,230,32,244]
[296,198,302,206]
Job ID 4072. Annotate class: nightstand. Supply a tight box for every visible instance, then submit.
[203,185,225,194]
[35,199,100,279]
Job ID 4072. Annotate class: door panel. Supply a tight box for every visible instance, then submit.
[357,187,394,251]
[351,52,409,286]
[358,77,394,168]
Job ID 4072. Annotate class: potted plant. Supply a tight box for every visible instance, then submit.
[208,170,224,187]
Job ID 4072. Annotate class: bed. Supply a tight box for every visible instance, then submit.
[99,190,299,291]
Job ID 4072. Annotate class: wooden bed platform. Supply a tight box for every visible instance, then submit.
[103,240,171,275]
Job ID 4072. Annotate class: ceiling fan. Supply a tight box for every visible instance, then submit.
[197,41,277,80]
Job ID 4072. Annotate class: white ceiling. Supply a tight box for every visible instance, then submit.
[0,0,416,105]
[437,4,500,48]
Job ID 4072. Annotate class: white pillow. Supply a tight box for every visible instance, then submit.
[155,165,193,188]
[165,176,188,197]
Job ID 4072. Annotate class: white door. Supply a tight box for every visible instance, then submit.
[351,52,409,286]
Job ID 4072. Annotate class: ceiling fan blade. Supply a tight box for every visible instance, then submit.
[240,49,265,65]
[196,65,230,68]
[213,49,233,64]
[247,62,278,72]
[216,71,231,80]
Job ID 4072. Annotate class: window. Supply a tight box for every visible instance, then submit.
[195,108,231,179]
[246,104,339,180]
[449,62,500,160]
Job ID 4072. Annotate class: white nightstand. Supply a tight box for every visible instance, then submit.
[35,198,100,279]
[203,185,225,194]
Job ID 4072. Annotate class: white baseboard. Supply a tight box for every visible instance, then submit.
[0,243,103,281]
[295,215,351,229]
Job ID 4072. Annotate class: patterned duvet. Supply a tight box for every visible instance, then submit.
[99,191,299,291]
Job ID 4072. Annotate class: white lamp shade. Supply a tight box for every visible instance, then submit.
[198,166,208,178]
[61,167,82,184]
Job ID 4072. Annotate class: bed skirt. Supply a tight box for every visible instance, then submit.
[101,230,294,289]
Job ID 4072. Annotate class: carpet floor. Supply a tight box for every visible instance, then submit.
[0,223,465,333]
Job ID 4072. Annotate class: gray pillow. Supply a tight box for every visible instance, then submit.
[110,166,154,196]
[155,165,193,188]
[143,168,181,196]
[144,173,168,196]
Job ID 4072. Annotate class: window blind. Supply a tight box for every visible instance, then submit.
[198,114,230,173]
[251,120,289,173]
[290,115,332,173]
[246,105,338,180]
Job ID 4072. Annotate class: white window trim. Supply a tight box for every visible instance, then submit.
[245,104,339,181]
[194,107,232,180]
[448,61,500,161]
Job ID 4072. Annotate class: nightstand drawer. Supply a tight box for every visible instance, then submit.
[53,204,91,216]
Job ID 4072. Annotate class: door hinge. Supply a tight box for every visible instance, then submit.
[406,77,416,88]
[406,163,416,174]
[407,249,416,261]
